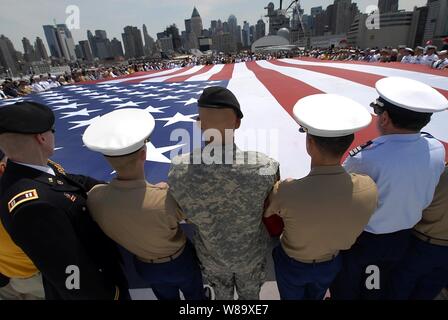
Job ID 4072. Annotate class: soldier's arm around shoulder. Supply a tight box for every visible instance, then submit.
[9,200,118,300]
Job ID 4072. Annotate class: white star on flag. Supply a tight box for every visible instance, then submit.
[206,81,222,85]
[157,88,171,92]
[68,87,86,91]
[183,84,199,88]
[69,116,101,130]
[141,93,160,98]
[54,147,64,151]
[146,142,186,164]
[82,92,101,96]
[104,86,122,90]
[91,95,114,99]
[97,84,112,88]
[44,96,70,100]
[156,112,198,127]
[47,99,75,105]
[167,83,182,87]
[132,84,147,87]
[173,89,191,94]
[74,90,93,94]
[157,95,181,101]
[193,90,203,95]
[39,93,59,97]
[176,98,198,106]
[113,101,143,109]
[52,103,88,111]
[60,108,102,119]
[126,91,146,96]
[115,89,132,93]
[144,105,170,114]
[101,97,125,103]
[143,86,159,90]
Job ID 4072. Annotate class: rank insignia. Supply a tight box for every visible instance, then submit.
[8,189,39,213]
[64,193,77,202]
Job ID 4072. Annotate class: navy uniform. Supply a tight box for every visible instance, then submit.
[82,109,205,300]
[389,165,448,299]
[265,94,378,300]
[0,102,129,300]
[331,77,447,300]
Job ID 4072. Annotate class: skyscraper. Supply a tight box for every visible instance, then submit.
[228,14,240,44]
[191,7,203,38]
[43,24,76,61]
[43,25,62,58]
[143,24,156,56]
[56,24,77,60]
[87,30,98,58]
[165,24,182,52]
[34,37,49,61]
[242,21,251,47]
[378,0,399,14]
[78,40,94,61]
[423,0,448,43]
[111,38,124,57]
[121,26,145,59]
[0,35,19,76]
[22,37,37,62]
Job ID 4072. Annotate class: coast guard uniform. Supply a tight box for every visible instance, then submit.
[331,77,447,300]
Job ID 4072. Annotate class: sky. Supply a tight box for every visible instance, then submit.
[0,0,428,52]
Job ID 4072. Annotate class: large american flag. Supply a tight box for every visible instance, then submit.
[1,58,447,294]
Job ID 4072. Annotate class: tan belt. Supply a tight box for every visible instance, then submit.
[295,252,340,264]
[137,245,186,264]
[413,231,448,247]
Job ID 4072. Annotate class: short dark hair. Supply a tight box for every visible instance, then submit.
[385,105,432,131]
[310,134,355,157]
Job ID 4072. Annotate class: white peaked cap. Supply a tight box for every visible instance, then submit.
[293,94,372,138]
[83,108,156,157]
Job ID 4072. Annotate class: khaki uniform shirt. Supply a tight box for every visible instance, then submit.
[414,166,448,245]
[87,180,186,261]
[265,166,378,262]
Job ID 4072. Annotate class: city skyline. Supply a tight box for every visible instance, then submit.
[1,0,428,51]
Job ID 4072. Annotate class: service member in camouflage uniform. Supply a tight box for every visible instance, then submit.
[168,87,279,300]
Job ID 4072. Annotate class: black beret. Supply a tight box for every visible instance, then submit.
[198,86,243,119]
[0,101,55,134]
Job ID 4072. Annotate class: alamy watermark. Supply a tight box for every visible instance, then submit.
[66,5,80,30]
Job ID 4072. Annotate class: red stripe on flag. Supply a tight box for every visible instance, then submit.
[297,57,448,76]
[166,65,213,83]
[81,71,158,85]
[209,64,235,81]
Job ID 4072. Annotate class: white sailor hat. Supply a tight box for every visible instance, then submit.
[372,77,448,113]
[405,48,414,53]
[82,109,156,157]
[293,94,372,137]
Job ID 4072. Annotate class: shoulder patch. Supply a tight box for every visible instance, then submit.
[349,141,373,157]
[8,189,39,213]
[47,159,66,176]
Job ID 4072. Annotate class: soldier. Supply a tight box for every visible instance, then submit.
[401,48,414,64]
[389,164,448,300]
[0,102,128,300]
[264,94,378,300]
[83,109,205,300]
[331,77,447,300]
[412,47,425,64]
[0,149,45,300]
[422,45,439,67]
[168,87,280,300]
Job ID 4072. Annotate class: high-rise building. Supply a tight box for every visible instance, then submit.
[185,19,192,34]
[255,19,266,41]
[0,34,20,76]
[122,26,145,59]
[242,21,251,47]
[34,37,49,60]
[142,24,156,56]
[212,32,237,53]
[56,24,77,60]
[87,30,98,58]
[378,0,399,14]
[95,30,108,40]
[332,0,359,35]
[78,40,94,61]
[191,7,203,38]
[423,0,448,43]
[43,25,62,58]
[110,38,124,57]
[22,37,37,62]
[227,14,240,46]
[165,24,182,52]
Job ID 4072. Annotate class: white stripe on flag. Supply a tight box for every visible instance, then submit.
[142,66,205,83]
[282,59,448,91]
[228,62,311,179]
[186,64,225,82]
[101,68,181,84]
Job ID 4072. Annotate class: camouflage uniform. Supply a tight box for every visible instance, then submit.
[168,145,279,300]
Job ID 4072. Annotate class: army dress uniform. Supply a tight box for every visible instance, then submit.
[83,108,205,300]
[0,102,128,300]
[389,165,448,299]
[265,94,378,300]
[168,87,280,300]
[331,77,447,300]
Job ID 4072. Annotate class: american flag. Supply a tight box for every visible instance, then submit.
[1,58,447,293]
